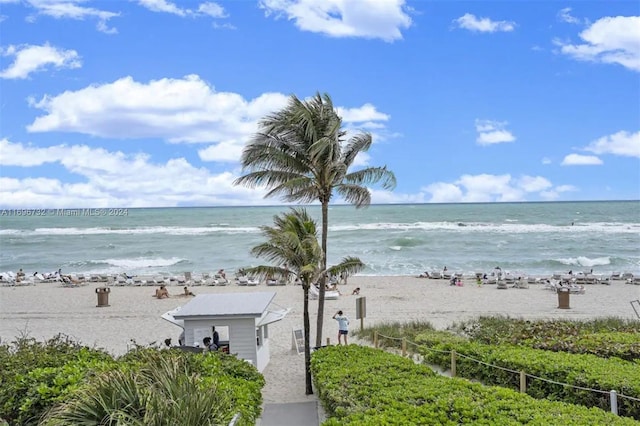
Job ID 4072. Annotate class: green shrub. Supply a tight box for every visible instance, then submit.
[312,345,638,425]
[450,316,640,360]
[0,336,264,426]
[0,335,113,425]
[417,333,640,419]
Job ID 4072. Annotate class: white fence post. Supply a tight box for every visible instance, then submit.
[610,390,618,415]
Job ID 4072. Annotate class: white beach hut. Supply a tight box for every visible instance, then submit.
[162,291,288,372]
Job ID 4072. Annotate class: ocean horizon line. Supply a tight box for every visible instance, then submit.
[2,199,638,211]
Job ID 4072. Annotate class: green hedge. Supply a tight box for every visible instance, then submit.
[0,335,115,425]
[416,333,640,419]
[450,316,640,361]
[0,336,264,426]
[311,345,638,425]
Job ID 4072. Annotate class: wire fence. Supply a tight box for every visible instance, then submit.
[373,331,639,416]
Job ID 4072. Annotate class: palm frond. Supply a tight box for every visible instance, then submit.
[344,166,397,190]
[335,184,371,207]
[342,132,373,167]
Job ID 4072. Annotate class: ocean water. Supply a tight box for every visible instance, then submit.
[1,201,639,277]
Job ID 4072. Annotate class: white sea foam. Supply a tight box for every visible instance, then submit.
[0,226,260,236]
[389,246,402,251]
[329,221,639,234]
[554,256,611,267]
[101,257,187,269]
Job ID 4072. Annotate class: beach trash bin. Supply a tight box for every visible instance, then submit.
[96,287,111,307]
[557,288,570,309]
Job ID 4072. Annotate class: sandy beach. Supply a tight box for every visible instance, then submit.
[1,276,638,405]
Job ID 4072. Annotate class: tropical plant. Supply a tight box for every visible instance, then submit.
[41,355,235,426]
[235,92,395,346]
[246,208,364,394]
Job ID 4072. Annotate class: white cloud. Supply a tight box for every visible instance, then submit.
[368,188,427,204]
[259,0,412,42]
[136,0,228,18]
[199,2,227,18]
[26,75,391,163]
[475,119,516,145]
[0,139,268,208]
[557,7,582,25]
[540,184,577,200]
[27,75,289,145]
[584,130,640,158]
[561,154,603,165]
[25,0,120,34]
[337,103,390,123]
[453,13,515,33]
[137,0,187,16]
[542,157,552,165]
[555,16,640,72]
[0,43,81,79]
[517,176,552,192]
[423,173,567,202]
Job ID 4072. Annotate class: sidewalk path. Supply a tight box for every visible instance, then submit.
[258,401,320,426]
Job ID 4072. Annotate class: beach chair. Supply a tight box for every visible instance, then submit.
[610,272,621,280]
[430,271,442,279]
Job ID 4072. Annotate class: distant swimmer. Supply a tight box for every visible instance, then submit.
[571,221,574,226]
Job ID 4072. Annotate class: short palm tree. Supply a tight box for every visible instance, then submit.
[246,208,364,394]
[235,92,395,347]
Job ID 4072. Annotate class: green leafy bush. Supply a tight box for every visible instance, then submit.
[0,336,264,426]
[311,345,637,425]
[417,333,640,419]
[450,316,640,360]
[0,335,114,425]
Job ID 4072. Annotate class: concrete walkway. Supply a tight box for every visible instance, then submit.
[258,401,320,426]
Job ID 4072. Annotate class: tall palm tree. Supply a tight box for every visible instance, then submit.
[246,208,364,394]
[235,92,396,347]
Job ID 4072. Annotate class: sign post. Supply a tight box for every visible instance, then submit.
[355,297,366,331]
[291,328,304,354]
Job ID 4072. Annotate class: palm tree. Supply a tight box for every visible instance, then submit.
[235,92,395,347]
[246,208,364,394]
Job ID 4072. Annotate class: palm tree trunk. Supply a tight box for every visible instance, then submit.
[315,201,329,347]
[303,283,313,394]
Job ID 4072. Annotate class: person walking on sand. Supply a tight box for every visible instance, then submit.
[332,310,350,345]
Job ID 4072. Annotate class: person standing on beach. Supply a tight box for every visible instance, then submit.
[212,326,220,350]
[333,310,349,345]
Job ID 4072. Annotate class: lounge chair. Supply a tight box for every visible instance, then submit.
[309,285,339,300]
[430,271,442,279]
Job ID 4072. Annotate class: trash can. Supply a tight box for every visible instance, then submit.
[96,287,111,307]
[557,288,570,309]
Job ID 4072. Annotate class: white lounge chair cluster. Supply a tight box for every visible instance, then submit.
[0,271,95,287]
[611,272,639,285]
[543,279,585,294]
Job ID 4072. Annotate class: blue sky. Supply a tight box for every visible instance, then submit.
[0,0,638,208]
